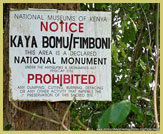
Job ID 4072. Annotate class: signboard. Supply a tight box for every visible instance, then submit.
[9,9,112,101]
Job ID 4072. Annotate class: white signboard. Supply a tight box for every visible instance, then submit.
[9,9,112,101]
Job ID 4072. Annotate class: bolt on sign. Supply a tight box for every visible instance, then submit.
[9,9,112,101]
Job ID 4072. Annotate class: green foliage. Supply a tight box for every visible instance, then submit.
[139,59,147,70]
[130,103,143,123]
[70,3,160,130]
[99,100,131,128]
[112,44,119,63]
[110,100,131,128]
[98,104,114,128]
[4,124,12,131]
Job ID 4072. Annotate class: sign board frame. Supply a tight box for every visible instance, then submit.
[9,8,112,101]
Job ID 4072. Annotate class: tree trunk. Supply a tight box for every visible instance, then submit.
[3,3,80,130]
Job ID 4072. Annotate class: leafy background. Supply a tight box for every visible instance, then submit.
[70,3,160,130]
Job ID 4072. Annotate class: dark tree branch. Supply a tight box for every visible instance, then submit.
[127,24,145,82]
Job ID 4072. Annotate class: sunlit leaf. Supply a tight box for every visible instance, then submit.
[110,100,131,128]
[140,59,147,70]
